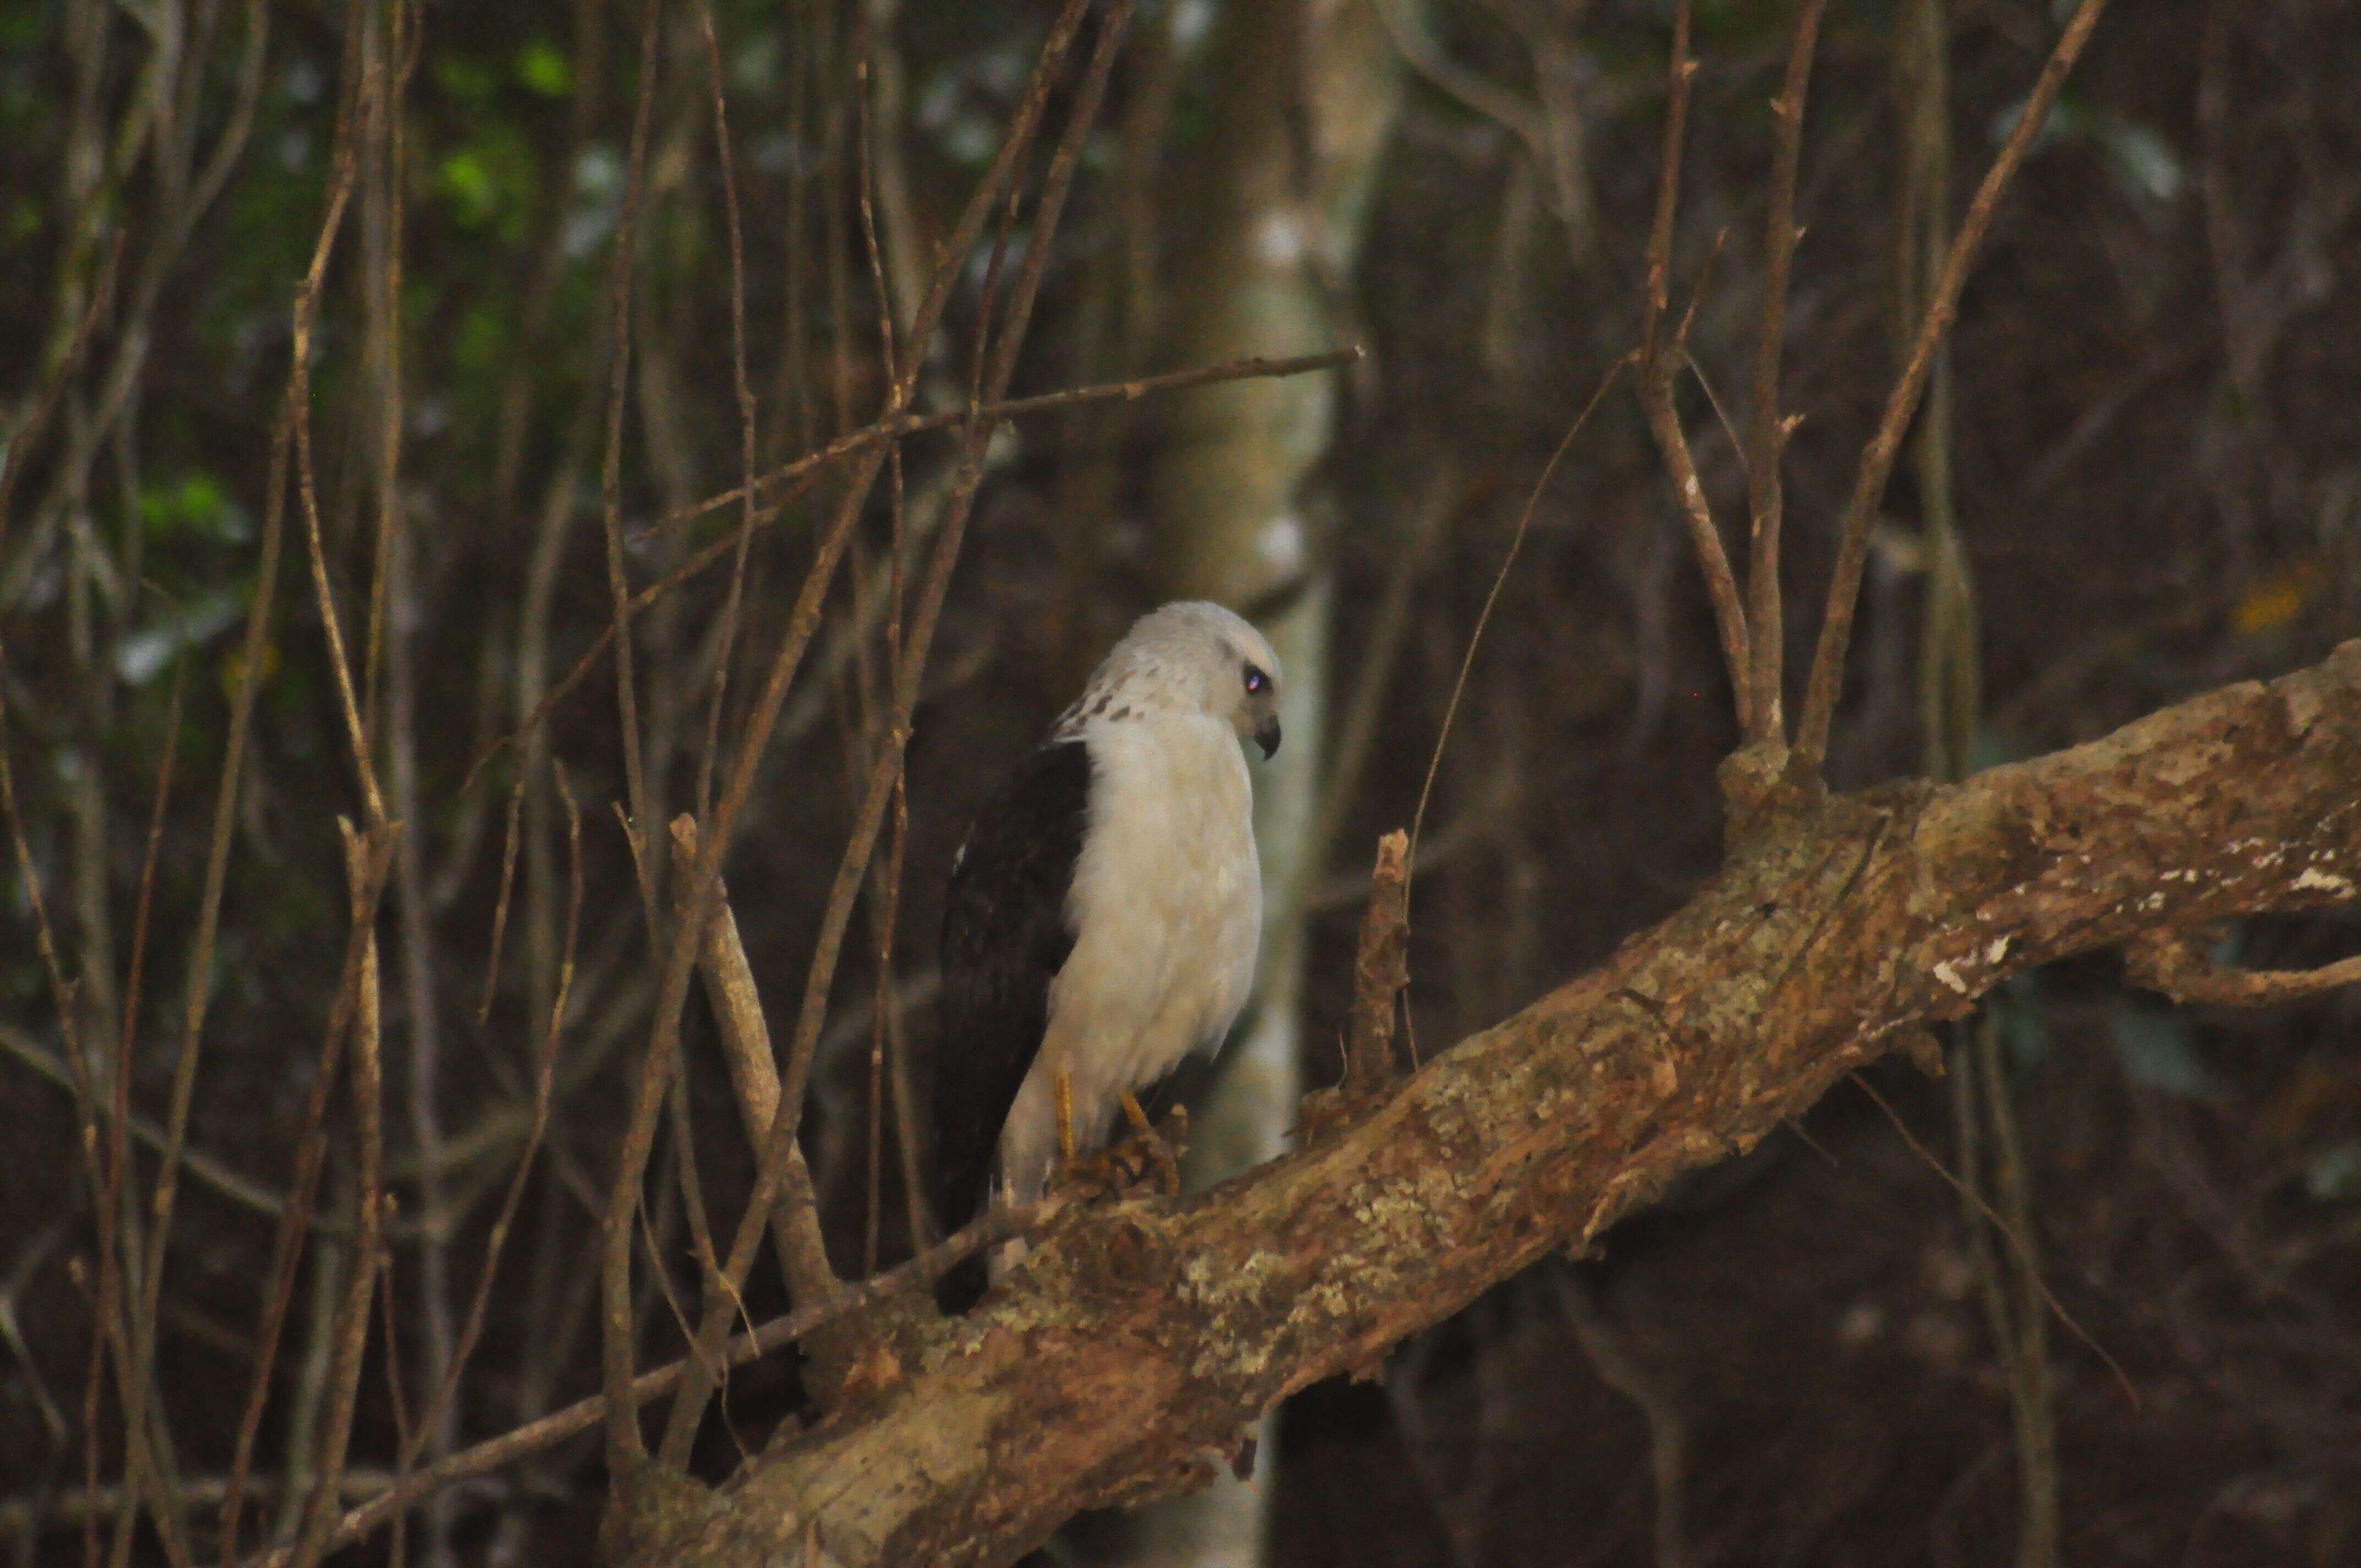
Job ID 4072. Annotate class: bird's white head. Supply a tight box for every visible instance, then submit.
[1071,601,1284,759]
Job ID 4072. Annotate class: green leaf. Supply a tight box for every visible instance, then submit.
[139,473,249,543]
[438,149,497,226]
[517,40,572,99]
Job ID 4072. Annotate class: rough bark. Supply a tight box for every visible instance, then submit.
[622,641,2361,1568]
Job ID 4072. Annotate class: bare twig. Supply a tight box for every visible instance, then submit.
[170,23,374,1557]
[101,650,190,1566]
[0,1025,306,1225]
[1635,1,1751,734]
[864,771,910,1276]
[402,770,581,1486]
[1794,0,2112,774]
[629,346,1364,547]
[599,0,1100,1469]
[1851,1075,2132,1406]
[218,836,396,1567]
[240,1198,1062,1568]
[2,0,268,604]
[1345,831,1412,1097]
[461,350,1357,804]
[1551,1269,1691,1568]
[1367,0,1602,254]
[286,822,394,1568]
[1369,0,1547,164]
[851,0,911,1285]
[665,816,841,1305]
[592,1,705,1476]
[1884,10,2052,1559]
[2,663,190,1568]
[1977,1017,2057,1568]
[649,0,1131,1469]
[693,0,759,824]
[2126,926,2361,1006]
[1410,362,1623,882]
[1303,458,1464,910]
[448,351,1323,832]
[356,0,417,770]
[0,233,120,556]
[850,0,903,421]
[291,133,385,831]
[375,1250,412,1568]
[598,0,665,907]
[352,17,461,1555]
[0,1474,406,1546]
[1740,0,1825,749]
[666,812,859,1414]
[475,769,528,1024]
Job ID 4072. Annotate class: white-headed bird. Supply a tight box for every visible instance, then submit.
[931,602,1282,1256]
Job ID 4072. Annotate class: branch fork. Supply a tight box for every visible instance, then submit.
[1635,0,2110,814]
[666,815,885,1408]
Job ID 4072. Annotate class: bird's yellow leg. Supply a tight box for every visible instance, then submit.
[1055,1067,1076,1167]
[1120,1091,1183,1197]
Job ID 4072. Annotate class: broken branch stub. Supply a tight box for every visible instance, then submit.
[1345,829,1411,1097]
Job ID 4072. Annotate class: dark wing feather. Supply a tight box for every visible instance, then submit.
[929,738,1091,1238]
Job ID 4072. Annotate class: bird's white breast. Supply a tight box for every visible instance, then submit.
[997,711,1261,1201]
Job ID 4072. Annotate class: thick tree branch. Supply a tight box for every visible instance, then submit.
[617,645,2361,1567]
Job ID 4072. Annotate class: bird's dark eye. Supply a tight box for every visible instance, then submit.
[1243,665,1269,695]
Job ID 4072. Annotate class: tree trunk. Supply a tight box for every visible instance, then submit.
[1133,1,1399,1559]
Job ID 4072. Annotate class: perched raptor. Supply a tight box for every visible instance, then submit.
[931,601,1282,1253]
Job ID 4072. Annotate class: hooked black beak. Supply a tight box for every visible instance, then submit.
[1254,718,1282,760]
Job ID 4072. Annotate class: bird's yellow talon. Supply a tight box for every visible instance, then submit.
[1055,1067,1076,1166]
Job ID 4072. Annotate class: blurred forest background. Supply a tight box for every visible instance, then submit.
[2,0,2359,1564]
